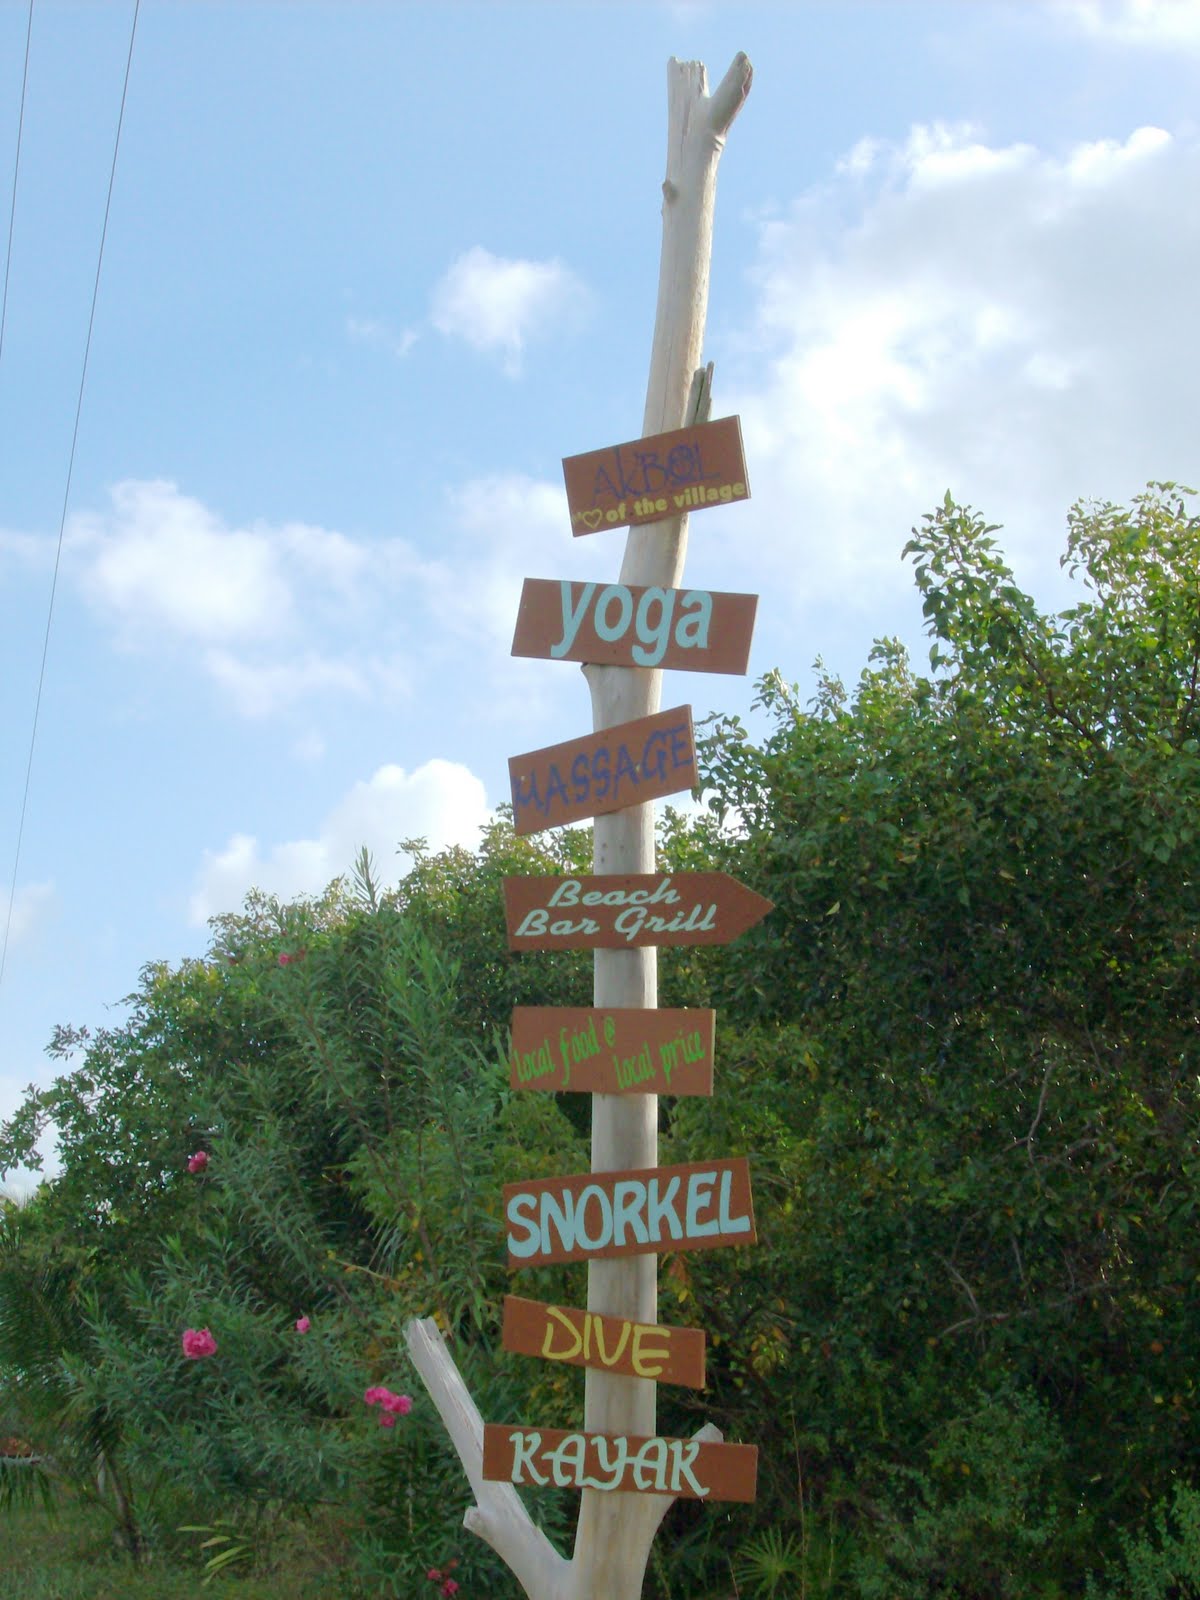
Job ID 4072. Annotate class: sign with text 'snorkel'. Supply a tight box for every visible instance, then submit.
[511,579,758,674]
[563,415,749,537]
[502,1294,707,1388]
[504,1156,755,1268]
[510,1005,714,1096]
[502,873,773,950]
[483,1424,757,1502]
[508,707,694,836]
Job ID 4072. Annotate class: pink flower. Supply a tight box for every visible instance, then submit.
[442,1582,459,1596]
[186,1151,208,1173]
[294,1316,310,1334]
[427,1572,442,1584]
[363,1385,412,1423]
[181,1328,217,1359]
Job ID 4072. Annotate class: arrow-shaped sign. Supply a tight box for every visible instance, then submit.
[502,872,772,950]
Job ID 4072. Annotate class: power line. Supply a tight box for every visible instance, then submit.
[0,0,34,368]
[0,0,141,998]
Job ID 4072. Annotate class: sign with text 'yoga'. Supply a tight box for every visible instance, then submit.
[504,1156,755,1267]
[483,1424,758,1502]
[502,873,773,950]
[502,1295,706,1388]
[511,579,757,674]
[510,1005,714,1096]
[563,415,749,537]
[508,707,694,836]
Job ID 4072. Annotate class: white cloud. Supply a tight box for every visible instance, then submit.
[346,314,419,358]
[292,730,327,763]
[61,479,433,716]
[2,881,55,950]
[430,246,589,376]
[70,479,367,645]
[722,119,1200,617]
[0,527,45,572]
[1058,0,1200,50]
[189,760,492,923]
[201,650,373,717]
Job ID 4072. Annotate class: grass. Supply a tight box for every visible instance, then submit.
[0,1497,366,1600]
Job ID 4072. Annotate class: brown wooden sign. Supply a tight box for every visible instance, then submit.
[502,1295,707,1388]
[511,579,757,675]
[563,415,749,537]
[502,873,772,950]
[510,1006,714,1096]
[504,1156,755,1267]
[508,707,694,837]
[483,1423,757,1502]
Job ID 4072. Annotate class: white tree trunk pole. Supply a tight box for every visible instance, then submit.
[574,52,752,1600]
[404,53,750,1600]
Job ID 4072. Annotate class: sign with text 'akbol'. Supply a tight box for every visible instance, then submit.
[508,707,694,836]
[510,1005,714,1096]
[511,579,757,674]
[502,873,772,950]
[504,1156,755,1268]
[563,415,749,537]
[483,1424,757,1502]
[502,1295,706,1388]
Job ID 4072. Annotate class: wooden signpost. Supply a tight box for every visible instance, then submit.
[502,1295,707,1388]
[405,55,758,1600]
[510,1005,714,1096]
[502,872,773,950]
[563,415,749,537]
[508,706,695,837]
[511,579,758,674]
[483,1424,758,1503]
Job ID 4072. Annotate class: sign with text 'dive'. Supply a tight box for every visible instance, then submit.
[511,579,757,674]
[510,1005,714,1096]
[563,415,749,537]
[504,1156,755,1268]
[502,1294,706,1388]
[483,1424,757,1502]
[508,707,694,836]
[502,873,772,950]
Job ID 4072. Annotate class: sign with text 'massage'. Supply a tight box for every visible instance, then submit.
[563,415,749,537]
[502,872,773,950]
[511,579,757,674]
[483,1424,757,1502]
[504,1157,755,1268]
[508,706,694,836]
[502,1295,706,1388]
[510,1005,714,1096]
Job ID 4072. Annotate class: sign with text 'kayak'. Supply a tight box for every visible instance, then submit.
[563,415,749,538]
[502,1295,707,1388]
[502,873,773,950]
[483,1424,757,1502]
[509,707,694,836]
[504,1157,755,1267]
[511,579,758,674]
[510,1005,714,1096]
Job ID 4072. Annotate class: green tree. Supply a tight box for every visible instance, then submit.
[690,484,1200,1594]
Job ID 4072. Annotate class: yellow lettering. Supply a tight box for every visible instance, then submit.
[592,1312,632,1368]
[540,1306,583,1363]
[631,1323,672,1378]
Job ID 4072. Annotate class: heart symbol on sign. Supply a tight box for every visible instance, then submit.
[578,508,604,532]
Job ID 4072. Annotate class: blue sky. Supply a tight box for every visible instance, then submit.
[2,0,1199,1185]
